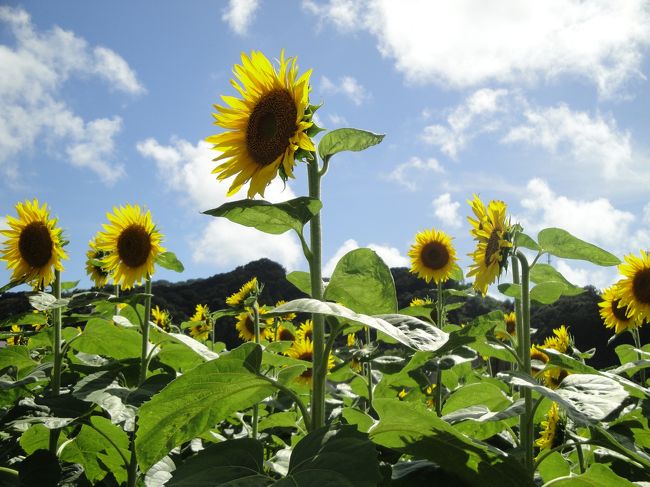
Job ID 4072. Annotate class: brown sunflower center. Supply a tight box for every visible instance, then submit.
[632,268,650,305]
[297,350,313,362]
[19,222,53,268]
[506,319,517,335]
[611,299,631,322]
[117,225,151,268]
[244,316,255,334]
[485,229,501,266]
[421,242,450,270]
[278,329,295,341]
[246,89,297,167]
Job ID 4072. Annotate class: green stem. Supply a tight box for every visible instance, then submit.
[307,157,326,430]
[262,376,312,431]
[511,256,523,354]
[49,270,62,454]
[515,251,534,478]
[138,278,153,385]
[364,326,373,413]
[252,302,260,440]
[0,467,18,477]
[435,280,444,416]
[632,328,646,386]
[575,439,586,474]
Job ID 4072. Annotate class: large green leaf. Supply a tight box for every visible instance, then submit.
[272,299,448,352]
[277,425,381,487]
[537,228,620,266]
[324,248,397,315]
[70,318,141,360]
[135,343,275,471]
[369,399,533,487]
[203,197,321,235]
[317,128,384,162]
[286,271,313,296]
[537,451,570,484]
[515,232,540,251]
[155,251,184,272]
[442,382,510,415]
[502,372,628,424]
[0,346,38,378]
[168,438,270,486]
[543,463,635,486]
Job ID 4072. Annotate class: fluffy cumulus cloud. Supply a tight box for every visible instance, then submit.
[432,193,462,228]
[321,75,370,105]
[0,7,144,185]
[222,0,260,35]
[383,156,444,191]
[323,238,409,276]
[422,88,509,158]
[306,0,650,95]
[136,137,303,271]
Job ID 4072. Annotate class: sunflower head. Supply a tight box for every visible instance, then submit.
[599,285,639,334]
[151,305,170,330]
[504,312,517,335]
[274,300,297,321]
[191,303,210,323]
[543,325,571,353]
[409,297,433,307]
[1,199,67,290]
[285,336,334,384]
[616,250,650,323]
[275,324,296,341]
[409,229,458,284]
[295,319,314,342]
[85,237,110,288]
[536,402,563,451]
[207,51,317,198]
[235,309,273,342]
[466,196,513,295]
[96,204,165,290]
[226,277,259,308]
[530,345,549,373]
[189,322,211,341]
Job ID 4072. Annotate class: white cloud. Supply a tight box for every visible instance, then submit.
[321,75,369,105]
[503,104,633,180]
[137,137,303,271]
[553,259,613,291]
[422,88,508,158]
[222,0,260,35]
[643,203,650,226]
[383,156,444,191]
[323,238,408,276]
[0,6,143,184]
[327,113,348,126]
[306,0,650,96]
[432,193,461,228]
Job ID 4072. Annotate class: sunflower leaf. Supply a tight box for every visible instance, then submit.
[155,252,184,272]
[286,270,313,296]
[537,228,620,266]
[318,128,385,162]
[203,197,322,236]
[543,462,637,486]
[515,232,540,251]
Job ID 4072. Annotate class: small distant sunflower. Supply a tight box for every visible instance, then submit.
[616,250,650,323]
[85,237,110,288]
[409,297,433,307]
[543,325,571,353]
[226,277,258,308]
[543,368,570,389]
[275,324,296,341]
[536,402,562,451]
[207,51,316,198]
[6,324,23,346]
[397,389,408,400]
[346,333,357,347]
[97,204,165,290]
[466,195,513,295]
[504,312,517,335]
[274,300,296,321]
[530,345,549,372]
[151,305,170,330]
[189,322,211,341]
[409,229,458,284]
[285,336,334,384]
[235,309,273,342]
[599,285,640,334]
[1,199,67,289]
[295,319,313,341]
[190,304,210,323]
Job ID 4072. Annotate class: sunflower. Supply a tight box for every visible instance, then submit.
[504,312,517,335]
[235,309,273,342]
[466,195,513,295]
[398,389,408,400]
[190,304,210,323]
[207,51,316,198]
[616,250,650,323]
[275,324,296,341]
[6,324,23,346]
[409,297,433,307]
[543,325,571,353]
[85,237,110,288]
[536,402,562,451]
[295,319,313,341]
[151,305,170,330]
[599,285,640,334]
[1,199,67,290]
[96,205,164,290]
[286,336,334,384]
[226,277,258,308]
[530,345,549,372]
[409,229,458,284]
[189,322,211,341]
[274,300,296,321]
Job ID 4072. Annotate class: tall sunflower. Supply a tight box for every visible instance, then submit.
[599,285,640,334]
[235,309,273,342]
[207,51,316,198]
[190,303,210,323]
[96,205,164,290]
[409,229,458,284]
[226,277,258,308]
[466,195,513,295]
[85,237,110,288]
[1,199,67,289]
[285,336,334,385]
[536,402,562,451]
[616,250,650,323]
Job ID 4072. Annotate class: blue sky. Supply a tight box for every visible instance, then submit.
[2,0,650,294]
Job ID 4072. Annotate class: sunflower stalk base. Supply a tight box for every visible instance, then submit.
[48,270,62,454]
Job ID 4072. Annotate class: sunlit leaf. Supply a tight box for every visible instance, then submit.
[155,252,185,272]
[544,463,635,486]
[538,228,620,266]
[318,128,384,162]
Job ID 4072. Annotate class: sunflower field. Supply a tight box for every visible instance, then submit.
[1,51,649,487]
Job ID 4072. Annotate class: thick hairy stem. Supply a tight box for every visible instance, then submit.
[252,303,260,439]
[49,270,62,454]
[435,280,444,416]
